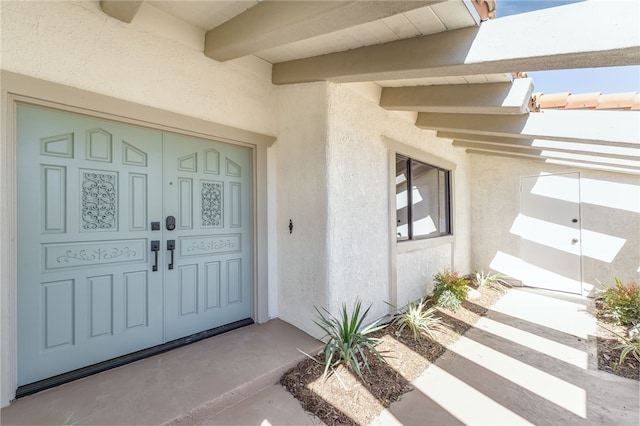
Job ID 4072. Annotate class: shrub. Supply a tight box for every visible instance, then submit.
[314,299,387,378]
[390,298,444,342]
[599,278,640,326]
[433,269,470,311]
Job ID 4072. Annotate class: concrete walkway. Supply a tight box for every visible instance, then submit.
[373,288,639,426]
[2,288,638,425]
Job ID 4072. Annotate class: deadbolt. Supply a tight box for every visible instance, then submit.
[166,216,176,231]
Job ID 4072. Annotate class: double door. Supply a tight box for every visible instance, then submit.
[17,104,252,386]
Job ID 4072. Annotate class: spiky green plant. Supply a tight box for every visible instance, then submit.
[600,324,640,365]
[472,270,511,289]
[314,299,387,379]
[391,298,444,341]
[433,269,470,311]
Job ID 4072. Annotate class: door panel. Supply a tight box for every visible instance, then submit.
[163,133,252,341]
[520,173,582,294]
[17,104,164,385]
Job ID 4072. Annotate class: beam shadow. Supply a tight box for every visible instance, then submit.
[464,299,590,350]
[433,348,588,424]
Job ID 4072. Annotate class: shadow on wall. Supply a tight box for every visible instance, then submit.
[489,172,640,296]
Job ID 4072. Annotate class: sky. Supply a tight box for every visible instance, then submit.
[496,0,640,95]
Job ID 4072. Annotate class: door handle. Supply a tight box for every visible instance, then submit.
[151,240,160,271]
[571,238,579,244]
[167,240,175,270]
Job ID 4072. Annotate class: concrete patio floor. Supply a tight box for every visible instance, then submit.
[1,319,324,425]
[373,288,639,426]
[2,287,638,425]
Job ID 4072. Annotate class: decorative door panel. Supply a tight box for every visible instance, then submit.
[163,133,252,342]
[17,104,164,385]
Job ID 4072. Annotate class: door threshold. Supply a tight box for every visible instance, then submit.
[15,318,253,399]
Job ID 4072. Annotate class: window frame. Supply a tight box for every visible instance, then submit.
[383,136,457,254]
[395,153,453,242]
[396,154,452,241]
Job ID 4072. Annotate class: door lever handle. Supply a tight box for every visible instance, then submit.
[151,240,160,271]
[167,240,175,270]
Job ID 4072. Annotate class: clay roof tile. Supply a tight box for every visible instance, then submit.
[472,0,496,21]
[535,92,639,111]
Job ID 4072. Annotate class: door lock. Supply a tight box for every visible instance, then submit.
[166,216,176,231]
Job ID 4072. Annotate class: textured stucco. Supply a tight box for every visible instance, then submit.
[273,81,473,333]
[470,154,640,291]
[397,244,452,307]
[325,83,471,320]
[274,82,330,338]
[0,0,276,136]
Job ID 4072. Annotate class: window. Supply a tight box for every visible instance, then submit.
[396,154,451,240]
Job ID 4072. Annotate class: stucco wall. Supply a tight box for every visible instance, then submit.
[273,81,473,335]
[470,154,640,291]
[0,0,276,136]
[274,82,330,338]
[324,83,472,321]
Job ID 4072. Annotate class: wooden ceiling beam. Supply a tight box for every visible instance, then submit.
[100,1,143,23]
[205,1,442,62]
[465,148,640,174]
[452,140,636,162]
[438,132,640,151]
[272,1,639,84]
[417,110,640,145]
[380,78,534,114]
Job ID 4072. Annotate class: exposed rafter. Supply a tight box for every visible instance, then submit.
[205,1,443,62]
[452,141,636,162]
[438,132,640,152]
[272,1,640,84]
[100,0,143,23]
[380,78,535,114]
[465,149,640,175]
[417,110,640,145]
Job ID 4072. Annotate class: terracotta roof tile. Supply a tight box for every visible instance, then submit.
[534,92,640,110]
[472,0,496,21]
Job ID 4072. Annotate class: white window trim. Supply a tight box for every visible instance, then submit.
[383,135,457,308]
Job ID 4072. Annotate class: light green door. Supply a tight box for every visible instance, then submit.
[163,133,252,341]
[17,104,252,387]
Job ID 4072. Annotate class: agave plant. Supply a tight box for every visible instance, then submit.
[391,298,444,342]
[314,299,387,379]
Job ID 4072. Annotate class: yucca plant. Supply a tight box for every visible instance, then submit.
[433,269,470,311]
[314,299,387,379]
[390,298,444,341]
[472,270,510,289]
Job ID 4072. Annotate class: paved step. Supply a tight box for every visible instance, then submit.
[1,319,322,425]
[193,384,323,425]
